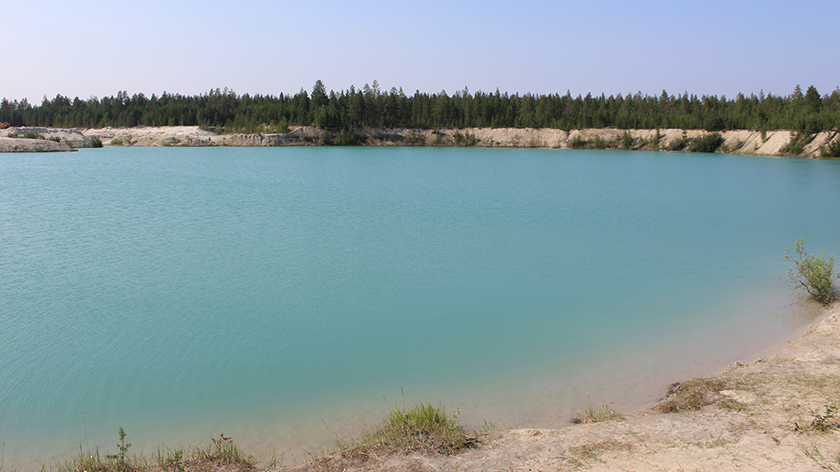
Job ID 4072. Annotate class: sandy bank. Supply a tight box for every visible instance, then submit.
[3,126,838,158]
[0,136,76,152]
[286,303,840,471]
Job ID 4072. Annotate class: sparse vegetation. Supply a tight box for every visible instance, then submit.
[821,136,840,157]
[810,404,839,432]
[366,402,469,455]
[687,132,724,153]
[56,430,252,472]
[453,131,477,146]
[668,131,689,151]
[572,401,623,424]
[335,127,362,146]
[784,238,837,305]
[569,135,588,149]
[655,377,728,413]
[781,131,813,156]
[89,136,104,148]
[621,131,633,150]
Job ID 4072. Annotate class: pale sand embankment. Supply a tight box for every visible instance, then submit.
[288,303,840,472]
[2,126,838,157]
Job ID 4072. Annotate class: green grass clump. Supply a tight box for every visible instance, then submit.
[810,404,839,432]
[368,403,468,455]
[57,429,252,472]
[571,402,623,424]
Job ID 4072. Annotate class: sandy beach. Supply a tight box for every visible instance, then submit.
[287,302,840,471]
[1,126,837,158]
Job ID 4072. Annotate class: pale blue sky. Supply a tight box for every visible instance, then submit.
[3,0,838,102]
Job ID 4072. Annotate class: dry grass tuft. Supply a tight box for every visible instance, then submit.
[655,378,728,413]
[571,402,623,424]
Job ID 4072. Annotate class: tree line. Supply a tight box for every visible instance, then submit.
[2,81,838,134]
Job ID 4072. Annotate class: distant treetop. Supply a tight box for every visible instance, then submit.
[1,83,838,134]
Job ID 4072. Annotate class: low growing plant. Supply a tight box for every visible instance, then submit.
[821,137,840,158]
[781,132,813,156]
[784,238,837,305]
[105,427,132,472]
[571,400,622,424]
[687,132,724,153]
[367,402,468,455]
[569,135,588,149]
[655,377,726,413]
[621,131,633,150]
[810,404,839,432]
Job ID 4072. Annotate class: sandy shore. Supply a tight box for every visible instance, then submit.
[287,303,840,471]
[2,126,838,158]
[0,136,75,152]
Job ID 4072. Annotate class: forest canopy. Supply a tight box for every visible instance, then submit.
[1,82,838,134]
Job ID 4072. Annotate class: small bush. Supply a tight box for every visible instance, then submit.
[89,136,104,148]
[591,135,611,149]
[23,132,45,140]
[687,132,724,153]
[655,378,726,413]
[335,127,362,146]
[821,137,840,158]
[571,401,622,424]
[668,137,687,151]
[781,132,813,156]
[569,135,588,149]
[810,404,839,432]
[784,238,837,305]
[621,131,634,150]
[453,131,477,147]
[368,403,468,455]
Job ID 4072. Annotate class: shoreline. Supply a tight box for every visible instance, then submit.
[5,300,836,471]
[1,125,838,158]
[289,302,840,471]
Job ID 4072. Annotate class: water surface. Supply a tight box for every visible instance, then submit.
[1,147,838,466]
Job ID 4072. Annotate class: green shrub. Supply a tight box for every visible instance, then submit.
[89,136,104,148]
[781,132,813,156]
[569,135,587,149]
[821,137,840,158]
[591,135,610,149]
[368,403,468,454]
[621,131,634,150]
[687,132,724,153]
[23,132,45,140]
[668,131,688,151]
[319,130,334,145]
[784,238,837,305]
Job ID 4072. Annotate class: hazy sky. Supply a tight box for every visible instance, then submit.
[3,0,838,102]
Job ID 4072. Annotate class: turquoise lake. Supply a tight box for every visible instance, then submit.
[1,146,839,466]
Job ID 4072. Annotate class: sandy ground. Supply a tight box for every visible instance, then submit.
[0,136,75,152]
[2,126,838,158]
[284,303,840,471]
